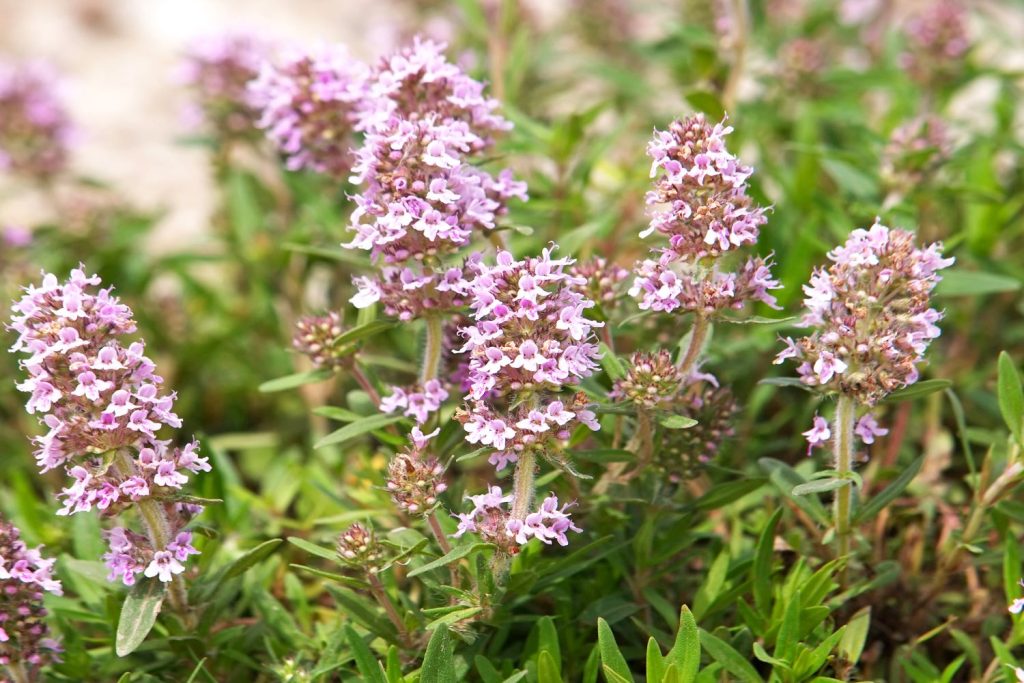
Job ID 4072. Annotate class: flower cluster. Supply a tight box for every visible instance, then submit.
[611,350,683,409]
[178,32,272,140]
[8,268,209,584]
[380,379,449,424]
[0,518,62,675]
[881,115,952,191]
[900,0,970,85]
[345,38,525,318]
[776,221,952,452]
[453,487,580,553]
[249,43,369,176]
[454,249,603,470]
[292,312,346,370]
[336,523,386,574]
[630,115,780,314]
[0,61,73,180]
[102,527,199,586]
[775,221,953,405]
[351,259,475,321]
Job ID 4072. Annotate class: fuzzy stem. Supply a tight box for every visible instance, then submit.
[721,0,749,112]
[677,314,710,381]
[113,451,188,613]
[5,662,31,683]
[350,363,381,406]
[511,451,537,523]
[367,573,410,645]
[420,316,444,384]
[833,395,856,578]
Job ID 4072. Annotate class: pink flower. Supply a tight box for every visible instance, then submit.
[803,415,831,455]
[854,414,889,445]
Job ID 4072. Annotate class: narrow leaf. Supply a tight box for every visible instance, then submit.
[597,618,633,683]
[998,351,1024,443]
[315,414,403,449]
[223,538,284,579]
[258,369,334,393]
[407,543,493,578]
[666,605,700,683]
[853,455,924,523]
[421,625,457,683]
[699,629,764,683]
[791,478,850,496]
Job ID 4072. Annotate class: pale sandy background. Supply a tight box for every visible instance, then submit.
[0,0,411,250]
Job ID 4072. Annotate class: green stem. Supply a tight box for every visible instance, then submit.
[113,451,188,613]
[833,395,856,578]
[420,316,444,384]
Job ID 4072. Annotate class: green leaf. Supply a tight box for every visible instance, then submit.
[345,626,388,683]
[934,269,1021,297]
[885,379,953,403]
[315,414,403,449]
[646,638,666,682]
[998,351,1024,443]
[599,343,626,381]
[426,606,484,630]
[421,625,457,683]
[791,478,850,496]
[223,538,284,579]
[334,320,396,347]
[698,629,764,683]
[821,158,877,199]
[753,509,783,616]
[287,537,338,562]
[115,577,167,656]
[685,90,725,119]
[852,455,924,523]
[694,478,766,511]
[760,459,830,525]
[837,607,871,668]
[660,415,699,430]
[258,369,334,393]
[538,650,564,683]
[666,605,700,683]
[537,616,562,672]
[407,543,494,578]
[597,618,633,683]
[774,589,801,663]
[693,551,729,619]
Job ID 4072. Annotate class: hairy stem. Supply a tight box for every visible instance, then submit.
[511,451,537,522]
[677,314,709,381]
[5,662,31,683]
[350,363,380,406]
[722,0,749,112]
[113,451,188,613]
[367,573,410,646]
[833,395,856,580]
[420,316,444,385]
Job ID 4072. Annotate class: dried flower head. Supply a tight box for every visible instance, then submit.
[611,350,683,409]
[775,220,954,406]
[0,518,62,675]
[0,61,73,180]
[336,523,386,574]
[655,383,738,479]
[568,257,629,313]
[249,43,369,176]
[292,312,346,370]
[178,32,272,140]
[881,114,952,191]
[900,0,970,85]
[386,446,448,516]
